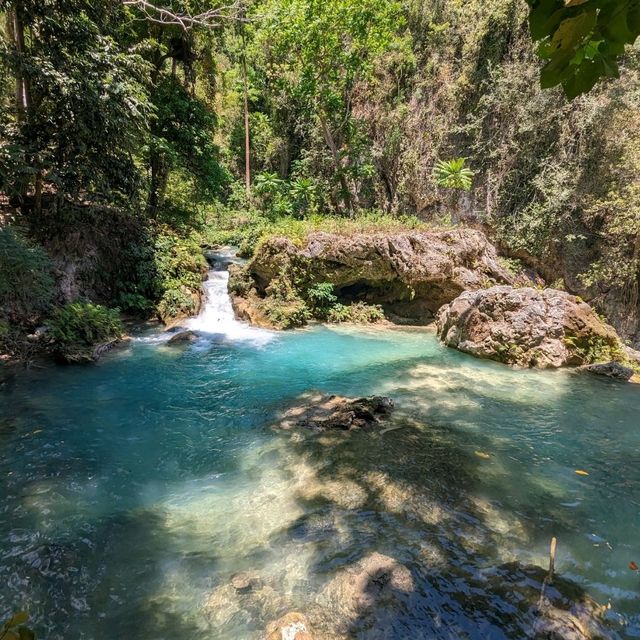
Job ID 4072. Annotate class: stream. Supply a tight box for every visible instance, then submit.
[1,251,639,639]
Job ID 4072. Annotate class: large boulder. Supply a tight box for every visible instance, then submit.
[233,229,516,326]
[437,286,623,368]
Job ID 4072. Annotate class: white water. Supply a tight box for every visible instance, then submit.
[135,248,274,347]
[186,268,274,346]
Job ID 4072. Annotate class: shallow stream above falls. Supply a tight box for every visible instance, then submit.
[1,254,640,639]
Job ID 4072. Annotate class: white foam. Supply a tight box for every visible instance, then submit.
[185,268,274,347]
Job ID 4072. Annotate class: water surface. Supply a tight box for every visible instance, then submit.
[1,267,639,639]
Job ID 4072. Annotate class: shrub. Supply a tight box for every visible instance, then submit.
[261,296,310,329]
[306,282,337,317]
[564,332,624,365]
[152,228,208,322]
[327,302,385,324]
[49,302,123,348]
[0,226,55,323]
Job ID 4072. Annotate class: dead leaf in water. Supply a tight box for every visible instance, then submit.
[629,561,639,571]
[575,469,589,476]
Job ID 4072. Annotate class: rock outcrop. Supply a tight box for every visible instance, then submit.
[275,393,394,432]
[232,229,517,327]
[437,286,623,368]
[577,361,634,381]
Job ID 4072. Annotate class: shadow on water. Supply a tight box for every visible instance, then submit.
[267,400,623,639]
[1,325,638,639]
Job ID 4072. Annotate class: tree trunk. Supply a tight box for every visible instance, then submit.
[148,151,170,216]
[11,2,31,120]
[318,112,354,216]
[241,38,251,196]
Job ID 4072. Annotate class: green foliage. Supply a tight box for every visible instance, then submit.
[0,0,152,201]
[261,295,310,329]
[564,331,624,364]
[152,228,208,322]
[527,0,640,99]
[326,302,385,324]
[49,302,123,348]
[0,610,35,640]
[433,158,474,191]
[0,226,55,322]
[306,282,338,315]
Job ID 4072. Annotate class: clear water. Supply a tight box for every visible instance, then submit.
[1,263,640,639]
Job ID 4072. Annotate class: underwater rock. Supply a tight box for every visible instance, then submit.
[577,361,634,381]
[437,286,623,368]
[275,393,394,432]
[232,229,516,327]
[483,562,619,640]
[167,329,199,344]
[318,552,414,625]
[265,612,313,640]
[230,570,263,594]
[55,337,129,364]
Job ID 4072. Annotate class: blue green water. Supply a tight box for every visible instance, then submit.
[1,314,640,638]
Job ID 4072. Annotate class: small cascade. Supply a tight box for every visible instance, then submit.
[135,248,274,346]
[184,250,274,346]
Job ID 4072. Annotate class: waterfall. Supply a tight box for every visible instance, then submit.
[135,248,274,346]
[184,249,274,346]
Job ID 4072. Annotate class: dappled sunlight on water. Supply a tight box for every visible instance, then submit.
[1,317,640,638]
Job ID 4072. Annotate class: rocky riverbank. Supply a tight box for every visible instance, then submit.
[228,228,521,329]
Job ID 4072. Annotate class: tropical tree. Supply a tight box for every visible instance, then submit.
[254,0,405,214]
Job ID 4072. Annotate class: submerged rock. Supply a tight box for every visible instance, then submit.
[320,552,414,616]
[483,562,619,640]
[265,612,313,640]
[577,361,634,381]
[230,570,263,594]
[232,229,517,328]
[167,329,199,344]
[275,393,394,432]
[55,337,129,364]
[437,286,623,368]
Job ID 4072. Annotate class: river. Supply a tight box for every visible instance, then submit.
[1,251,639,638]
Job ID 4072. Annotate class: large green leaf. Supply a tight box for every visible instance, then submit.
[527,0,640,98]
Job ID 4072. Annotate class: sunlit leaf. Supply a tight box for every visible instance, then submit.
[6,613,28,628]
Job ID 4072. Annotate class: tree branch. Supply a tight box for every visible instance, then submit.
[122,0,249,30]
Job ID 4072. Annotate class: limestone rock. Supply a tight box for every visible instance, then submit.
[234,229,516,327]
[265,612,312,640]
[275,393,394,432]
[437,286,622,368]
[318,552,414,622]
[578,361,634,381]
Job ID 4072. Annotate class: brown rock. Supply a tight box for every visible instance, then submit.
[235,229,515,327]
[437,286,623,368]
[230,570,263,594]
[167,329,199,344]
[319,552,414,620]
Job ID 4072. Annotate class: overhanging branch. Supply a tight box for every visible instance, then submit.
[122,0,248,30]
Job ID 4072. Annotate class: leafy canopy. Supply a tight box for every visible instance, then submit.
[528,0,640,99]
